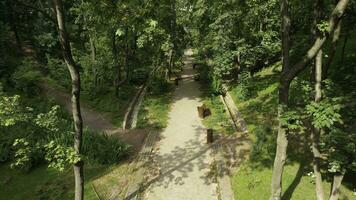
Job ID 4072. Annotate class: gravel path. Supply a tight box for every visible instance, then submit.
[143,50,218,200]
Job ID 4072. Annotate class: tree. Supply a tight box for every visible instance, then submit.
[52,0,84,200]
[270,0,349,199]
[269,0,290,199]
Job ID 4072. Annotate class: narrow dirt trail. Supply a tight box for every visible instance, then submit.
[41,83,148,151]
[143,50,218,200]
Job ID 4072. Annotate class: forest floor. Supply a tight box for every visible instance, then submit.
[142,50,219,200]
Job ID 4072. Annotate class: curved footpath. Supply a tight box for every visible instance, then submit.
[143,50,218,200]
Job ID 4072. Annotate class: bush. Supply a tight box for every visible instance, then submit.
[11,58,41,96]
[11,138,45,172]
[234,72,251,101]
[0,137,11,163]
[46,56,71,89]
[148,76,171,95]
[82,130,131,164]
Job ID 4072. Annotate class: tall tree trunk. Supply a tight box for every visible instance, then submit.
[124,42,129,81]
[270,0,290,199]
[312,48,325,200]
[6,0,21,50]
[269,1,349,200]
[53,1,84,200]
[89,36,98,86]
[341,31,349,65]
[312,1,325,199]
[112,31,121,95]
[328,171,345,200]
[323,20,342,79]
[169,0,177,80]
[124,27,130,81]
[168,49,173,80]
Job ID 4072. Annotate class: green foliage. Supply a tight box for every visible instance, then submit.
[0,95,31,127]
[44,141,81,171]
[321,128,356,173]
[316,20,330,35]
[306,99,342,129]
[82,131,131,165]
[11,58,41,96]
[11,139,44,172]
[250,125,276,167]
[46,56,71,89]
[148,76,172,95]
[233,72,252,101]
[0,138,11,162]
[1,93,131,171]
[280,110,304,131]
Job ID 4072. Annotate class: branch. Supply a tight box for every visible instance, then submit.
[282,0,349,84]
[14,0,56,23]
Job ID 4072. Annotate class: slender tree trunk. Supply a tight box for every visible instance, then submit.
[112,31,121,95]
[168,49,173,80]
[124,27,130,81]
[6,0,21,50]
[89,36,97,86]
[124,42,129,81]
[53,1,84,200]
[270,0,290,199]
[341,32,349,65]
[323,20,342,79]
[328,171,345,200]
[311,1,325,199]
[169,0,177,80]
[312,48,325,200]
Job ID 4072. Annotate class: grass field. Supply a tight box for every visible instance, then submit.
[137,85,173,130]
[0,161,137,199]
[228,63,356,199]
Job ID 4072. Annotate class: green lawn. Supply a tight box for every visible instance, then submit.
[0,163,109,200]
[233,163,356,200]
[228,63,356,199]
[201,94,235,135]
[137,87,173,130]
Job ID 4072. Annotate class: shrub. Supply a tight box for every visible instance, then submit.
[11,58,41,96]
[0,137,11,163]
[11,138,45,172]
[46,56,71,89]
[148,76,171,95]
[81,130,131,164]
[234,72,251,101]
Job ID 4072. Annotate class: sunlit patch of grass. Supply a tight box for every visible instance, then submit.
[233,163,355,200]
[91,161,132,199]
[202,95,235,135]
[137,91,173,130]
